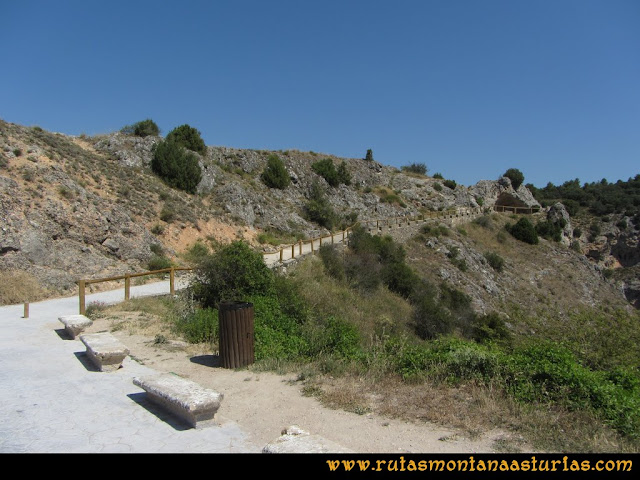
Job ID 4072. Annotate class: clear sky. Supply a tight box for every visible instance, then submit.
[1,0,638,188]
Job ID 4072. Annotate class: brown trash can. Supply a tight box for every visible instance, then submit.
[218,301,255,369]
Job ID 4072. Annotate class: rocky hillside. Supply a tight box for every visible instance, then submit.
[0,119,636,312]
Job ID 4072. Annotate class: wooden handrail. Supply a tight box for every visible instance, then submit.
[77,205,537,314]
[77,266,192,315]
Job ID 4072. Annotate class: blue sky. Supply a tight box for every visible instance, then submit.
[1,0,638,188]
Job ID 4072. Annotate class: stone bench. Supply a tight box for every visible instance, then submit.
[79,332,130,372]
[133,373,223,429]
[59,314,93,339]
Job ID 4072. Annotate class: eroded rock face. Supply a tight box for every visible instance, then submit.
[471,177,541,210]
[547,203,573,246]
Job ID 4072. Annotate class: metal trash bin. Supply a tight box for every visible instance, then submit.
[218,301,254,369]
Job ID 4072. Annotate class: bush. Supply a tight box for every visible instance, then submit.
[121,119,160,137]
[536,220,563,242]
[151,139,202,194]
[192,241,274,308]
[471,312,511,344]
[303,181,339,230]
[261,154,290,189]
[166,124,206,155]
[432,173,444,179]
[484,252,505,272]
[175,307,218,344]
[311,158,350,187]
[503,168,525,190]
[507,217,539,244]
[401,163,428,175]
[147,255,172,271]
[319,245,345,281]
[443,179,456,190]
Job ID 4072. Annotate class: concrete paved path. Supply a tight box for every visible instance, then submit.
[0,281,261,453]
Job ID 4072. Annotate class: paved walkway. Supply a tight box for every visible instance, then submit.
[0,281,261,453]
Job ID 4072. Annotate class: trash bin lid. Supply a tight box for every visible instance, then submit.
[219,301,254,310]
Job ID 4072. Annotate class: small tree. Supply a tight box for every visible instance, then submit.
[503,168,525,190]
[304,181,338,230]
[365,149,374,162]
[134,119,160,137]
[191,241,274,308]
[121,119,160,137]
[151,139,202,194]
[507,217,538,244]
[261,154,290,189]
[401,163,428,175]
[166,124,206,155]
[336,160,351,186]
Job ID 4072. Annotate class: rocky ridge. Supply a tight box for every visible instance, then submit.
[0,119,636,311]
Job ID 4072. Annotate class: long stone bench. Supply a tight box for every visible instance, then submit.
[59,314,93,339]
[79,332,130,372]
[133,373,223,429]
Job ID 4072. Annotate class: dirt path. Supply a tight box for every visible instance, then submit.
[84,313,528,453]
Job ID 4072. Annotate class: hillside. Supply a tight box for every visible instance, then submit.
[2,119,640,452]
[1,118,545,301]
[1,118,638,317]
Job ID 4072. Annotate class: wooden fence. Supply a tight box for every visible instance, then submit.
[77,266,192,315]
[76,204,538,313]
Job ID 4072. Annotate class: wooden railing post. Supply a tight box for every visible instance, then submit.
[291,244,295,258]
[299,240,302,255]
[280,248,283,263]
[170,267,175,295]
[311,238,315,254]
[124,274,130,301]
[79,280,86,315]
[23,302,29,319]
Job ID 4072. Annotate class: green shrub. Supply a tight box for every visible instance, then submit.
[536,220,562,242]
[503,342,640,438]
[184,241,210,263]
[433,173,444,179]
[251,294,308,360]
[471,312,511,344]
[401,163,428,175]
[319,245,346,281]
[150,243,164,256]
[303,181,339,230]
[175,307,218,344]
[443,179,457,190]
[503,168,525,190]
[484,251,505,272]
[166,124,206,155]
[147,255,172,271]
[411,293,453,340]
[311,158,350,187]
[433,182,443,192]
[192,241,274,308]
[507,217,539,244]
[151,139,202,194]
[473,215,492,228]
[260,154,290,189]
[122,119,160,137]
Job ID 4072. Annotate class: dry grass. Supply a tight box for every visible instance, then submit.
[305,372,638,453]
[0,270,50,305]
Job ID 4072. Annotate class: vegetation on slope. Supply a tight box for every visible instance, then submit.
[152,222,640,452]
[528,175,640,219]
